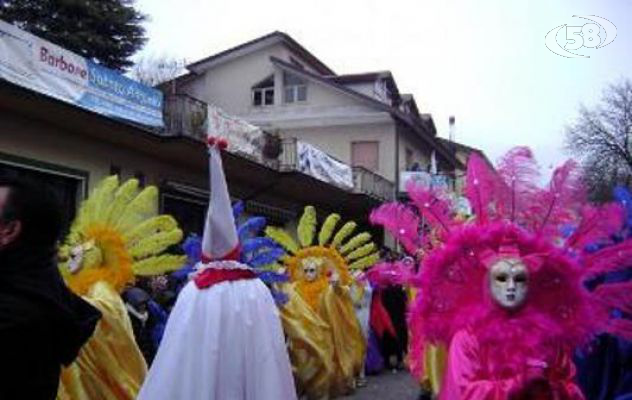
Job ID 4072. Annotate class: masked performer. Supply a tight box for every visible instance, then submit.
[137,137,296,400]
[56,176,186,400]
[406,147,632,400]
[266,207,380,398]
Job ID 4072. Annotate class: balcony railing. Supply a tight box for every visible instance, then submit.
[353,166,395,201]
[163,99,395,201]
[280,138,394,200]
[164,94,208,141]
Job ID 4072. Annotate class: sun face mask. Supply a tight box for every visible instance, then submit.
[302,258,321,282]
[488,258,529,310]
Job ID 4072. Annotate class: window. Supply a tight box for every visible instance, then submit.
[284,72,307,103]
[351,141,379,171]
[0,154,87,235]
[252,75,274,107]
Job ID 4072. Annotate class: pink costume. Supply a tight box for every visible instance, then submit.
[371,147,632,400]
[441,329,583,400]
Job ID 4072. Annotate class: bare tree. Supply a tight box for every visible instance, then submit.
[130,56,187,87]
[566,79,632,201]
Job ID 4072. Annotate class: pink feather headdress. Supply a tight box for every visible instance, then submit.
[373,147,632,377]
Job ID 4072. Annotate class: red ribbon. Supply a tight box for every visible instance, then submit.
[194,268,256,289]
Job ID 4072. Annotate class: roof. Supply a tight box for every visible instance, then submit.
[187,31,334,76]
[325,71,392,84]
[270,56,462,169]
[437,137,493,168]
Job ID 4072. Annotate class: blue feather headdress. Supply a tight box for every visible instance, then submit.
[173,202,289,303]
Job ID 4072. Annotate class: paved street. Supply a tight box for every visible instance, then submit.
[343,370,419,400]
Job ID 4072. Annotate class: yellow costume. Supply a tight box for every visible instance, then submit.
[266,206,380,398]
[56,176,186,400]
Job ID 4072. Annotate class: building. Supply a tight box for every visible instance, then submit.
[163,31,464,195]
[0,20,395,243]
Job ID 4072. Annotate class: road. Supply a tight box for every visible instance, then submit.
[343,370,420,400]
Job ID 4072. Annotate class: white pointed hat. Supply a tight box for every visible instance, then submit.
[201,137,240,262]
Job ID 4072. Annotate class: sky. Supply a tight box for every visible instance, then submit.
[134,0,631,170]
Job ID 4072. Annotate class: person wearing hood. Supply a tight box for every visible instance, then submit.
[137,137,296,400]
[0,177,100,399]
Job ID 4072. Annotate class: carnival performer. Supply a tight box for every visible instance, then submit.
[403,147,632,399]
[174,201,289,303]
[137,137,296,400]
[56,176,186,400]
[574,186,632,400]
[370,207,449,396]
[266,207,380,398]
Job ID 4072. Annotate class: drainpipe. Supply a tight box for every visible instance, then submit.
[394,123,400,200]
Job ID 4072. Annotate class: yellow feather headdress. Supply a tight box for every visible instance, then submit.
[59,176,187,295]
[265,205,380,286]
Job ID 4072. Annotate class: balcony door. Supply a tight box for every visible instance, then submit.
[351,141,379,172]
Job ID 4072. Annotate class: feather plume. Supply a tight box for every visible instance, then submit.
[129,229,183,259]
[340,232,372,254]
[465,153,499,223]
[594,281,632,315]
[318,214,341,245]
[107,179,140,225]
[298,206,317,247]
[256,270,290,284]
[115,186,159,232]
[181,235,202,263]
[265,226,299,254]
[232,201,245,220]
[406,182,453,233]
[370,202,420,254]
[348,252,380,270]
[495,146,540,222]
[346,243,377,261]
[614,186,632,230]
[133,254,187,276]
[123,215,178,245]
[582,241,632,278]
[331,221,357,248]
[238,217,267,242]
[247,247,286,268]
[531,161,585,237]
[605,318,632,342]
[566,204,624,250]
[241,237,281,255]
[92,176,120,225]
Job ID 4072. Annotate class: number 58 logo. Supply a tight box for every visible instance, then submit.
[545,15,617,58]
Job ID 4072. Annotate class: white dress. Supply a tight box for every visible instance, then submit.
[137,263,297,400]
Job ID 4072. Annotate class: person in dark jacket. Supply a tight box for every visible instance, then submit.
[0,178,101,399]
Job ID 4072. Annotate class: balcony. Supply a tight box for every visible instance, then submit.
[353,166,395,201]
[280,138,394,200]
[163,97,395,201]
[163,94,207,141]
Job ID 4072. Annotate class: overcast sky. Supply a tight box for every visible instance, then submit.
[135,0,631,170]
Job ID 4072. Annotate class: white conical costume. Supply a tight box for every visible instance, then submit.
[137,138,297,400]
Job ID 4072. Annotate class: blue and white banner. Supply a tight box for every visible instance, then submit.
[297,141,353,189]
[0,19,163,127]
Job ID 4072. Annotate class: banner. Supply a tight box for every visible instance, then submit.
[297,141,353,189]
[400,171,452,191]
[0,19,163,127]
[206,105,263,158]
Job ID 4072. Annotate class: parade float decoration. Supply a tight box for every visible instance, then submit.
[57,176,186,400]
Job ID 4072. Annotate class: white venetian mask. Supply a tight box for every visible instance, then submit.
[302,258,320,282]
[488,258,529,310]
